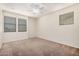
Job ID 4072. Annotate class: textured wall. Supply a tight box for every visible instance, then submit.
[37,4,79,48]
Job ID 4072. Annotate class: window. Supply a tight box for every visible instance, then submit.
[59,12,74,25]
[18,19,27,32]
[4,16,16,32]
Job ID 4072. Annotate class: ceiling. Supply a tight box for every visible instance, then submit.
[0,3,75,18]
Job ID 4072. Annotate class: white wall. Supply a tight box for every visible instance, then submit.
[1,10,37,43]
[0,8,3,48]
[2,11,28,42]
[28,17,37,38]
[37,4,79,48]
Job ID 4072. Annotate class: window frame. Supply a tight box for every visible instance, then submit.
[18,18,27,32]
[59,12,74,25]
[4,16,16,32]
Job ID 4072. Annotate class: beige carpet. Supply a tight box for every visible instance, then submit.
[0,37,79,56]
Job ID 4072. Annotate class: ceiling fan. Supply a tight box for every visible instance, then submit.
[30,3,46,15]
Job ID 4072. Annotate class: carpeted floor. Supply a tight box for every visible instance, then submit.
[0,37,79,56]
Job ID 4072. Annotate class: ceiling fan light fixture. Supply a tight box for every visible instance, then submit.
[32,8,40,14]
